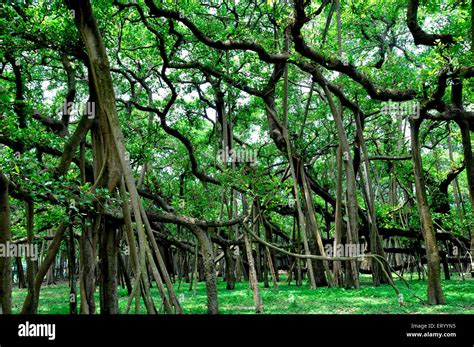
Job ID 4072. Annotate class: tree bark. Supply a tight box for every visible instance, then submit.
[457,119,474,277]
[67,0,180,312]
[410,119,446,305]
[321,84,359,288]
[243,199,263,313]
[0,172,12,314]
[67,224,77,314]
[355,113,390,285]
[21,223,68,314]
[279,32,317,288]
[223,245,236,290]
[98,218,119,314]
[15,257,27,289]
[195,228,218,314]
[79,214,97,314]
[300,164,333,287]
[25,201,37,312]
[243,230,263,313]
[333,146,343,286]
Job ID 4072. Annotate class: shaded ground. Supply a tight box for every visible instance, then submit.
[11,275,474,314]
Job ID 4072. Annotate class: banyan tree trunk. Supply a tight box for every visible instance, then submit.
[195,228,218,314]
[98,218,119,314]
[0,172,12,314]
[67,224,78,314]
[223,245,236,290]
[410,119,446,305]
[457,119,474,277]
[79,214,97,314]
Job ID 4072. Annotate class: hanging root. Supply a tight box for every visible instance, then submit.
[242,218,425,307]
[371,254,425,305]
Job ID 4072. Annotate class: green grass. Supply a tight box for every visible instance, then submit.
[11,274,474,314]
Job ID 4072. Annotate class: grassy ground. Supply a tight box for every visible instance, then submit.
[11,274,474,314]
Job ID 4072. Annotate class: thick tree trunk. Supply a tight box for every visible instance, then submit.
[223,245,236,290]
[0,172,12,314]
[195,229,218,314]
[278,39,317,288]
[98,218,119,314]
[355,113,390,286]
[457,119,474,277]
[243,230,263,313]
[300,164,333,287]
[79,215,97,314]
[241,197,263,313]
[67,0,180,313]
[447,129,464,223]
[322,85,359,288]
[410,119,446,305]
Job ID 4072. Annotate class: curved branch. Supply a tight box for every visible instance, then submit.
[406,0,454,46]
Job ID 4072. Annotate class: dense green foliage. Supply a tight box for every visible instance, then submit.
[0,0,473,314]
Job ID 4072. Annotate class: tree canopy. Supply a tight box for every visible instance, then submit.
[0,0,473,315]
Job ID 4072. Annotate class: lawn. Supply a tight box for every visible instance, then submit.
[11,275,474,314]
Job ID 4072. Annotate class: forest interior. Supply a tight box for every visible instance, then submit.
[0,0,473,318]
